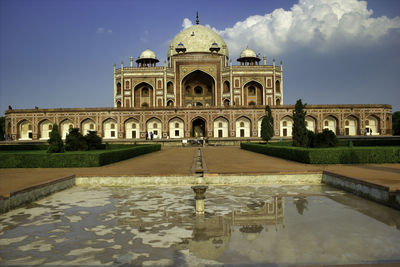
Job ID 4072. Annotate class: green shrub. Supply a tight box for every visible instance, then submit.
[241,142,400,164]
[306,130,315,148]
[65,128,88,151]
[0,144,161,168]
[84,131,102,150]
[314,129,338,148]
[47,124,64,153]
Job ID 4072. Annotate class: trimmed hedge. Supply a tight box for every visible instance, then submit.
[0,144,49,151]
[241,142,400,164]
[0,144,161,168]
[339,139,400,147]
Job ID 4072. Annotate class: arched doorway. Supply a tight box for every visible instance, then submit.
[192,118,206,138]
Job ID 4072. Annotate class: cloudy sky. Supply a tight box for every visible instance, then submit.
[0,0,399,116]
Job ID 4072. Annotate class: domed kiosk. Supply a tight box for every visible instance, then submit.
[136,49,159,67]
[237,47,260,66]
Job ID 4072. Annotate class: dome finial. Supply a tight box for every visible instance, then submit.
[196,12,199,24]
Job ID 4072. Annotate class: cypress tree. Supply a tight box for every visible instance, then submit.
[261,105,274,143]
[292,99,308,147]
[47,123,64,153]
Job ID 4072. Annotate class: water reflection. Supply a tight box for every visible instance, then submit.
[293,196,308,215]
[117,196,285,260]
[2,185,400,266]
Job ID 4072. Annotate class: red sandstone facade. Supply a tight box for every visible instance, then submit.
[4,23,392,141]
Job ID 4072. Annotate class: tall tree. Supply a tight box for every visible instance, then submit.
[292,99,308,147]
[261,105,274,143]
[393,111,400,135]
[47,124,64,153]
[0,117,5,141]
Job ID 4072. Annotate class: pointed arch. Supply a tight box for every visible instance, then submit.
[60,118,75,139]
[181,70,216,108]
[280,116,293,137]
[344,115,359,136]
[81,118,96,135]
[146,117,162,139]
[17,119,33,140]
[134,82,154,108]
[214,116,229,138]
[125,117,140,139]
[323,115,338,134]
[365,114,380,135]
[305,115,317,133]
[103,118,118,139]
[38,119,54,140]
[235,116,251,137]
[168,117,184,138]
[167,81,174,94]
[243,80,264,106]
[223,80,230,94]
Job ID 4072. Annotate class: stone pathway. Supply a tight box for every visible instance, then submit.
[1,146,400,196]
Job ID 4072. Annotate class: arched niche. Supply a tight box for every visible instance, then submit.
[60,119,74,139]
[167,81,174,94]
[169,117,184,138]
[214,117,229,138]
[323,115,338,134]
[81,118,96,135]
[146,118,162,139]
[125,118,140,139]
[305,116,316,133]
[103,118,118,139]
[243,81,263,106]
[134,82,154,108]
[39,120,53,140]
[280,116,293,137]
[18,120,32,140]
[236,117,251,137]
[344,115,359,136]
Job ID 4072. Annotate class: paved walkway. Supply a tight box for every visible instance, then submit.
[1,146,399,196]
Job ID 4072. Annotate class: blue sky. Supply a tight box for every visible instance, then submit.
[1,0,399,116]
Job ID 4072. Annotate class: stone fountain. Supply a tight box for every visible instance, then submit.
[191,185,208,215]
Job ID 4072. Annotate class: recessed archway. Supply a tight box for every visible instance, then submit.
[243,81,263,106]
[214,117,229,138]
[125,118,140,139]
[182,70,215,107]
[192,117,206,138]
[18,120,32,140]
[60,119,74,139]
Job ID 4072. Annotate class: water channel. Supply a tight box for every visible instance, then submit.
[1,184,400,266]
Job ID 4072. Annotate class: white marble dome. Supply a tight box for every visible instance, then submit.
[168,25,229,58]
[240,47,257,58]
[139,49,157,59]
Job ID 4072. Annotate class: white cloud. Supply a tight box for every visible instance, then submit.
[182,18,193,29]
[96,27,104,34]
[209,0,400,57]
[96,27,112,34]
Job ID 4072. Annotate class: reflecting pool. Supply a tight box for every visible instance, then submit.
[1,185,400,266]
